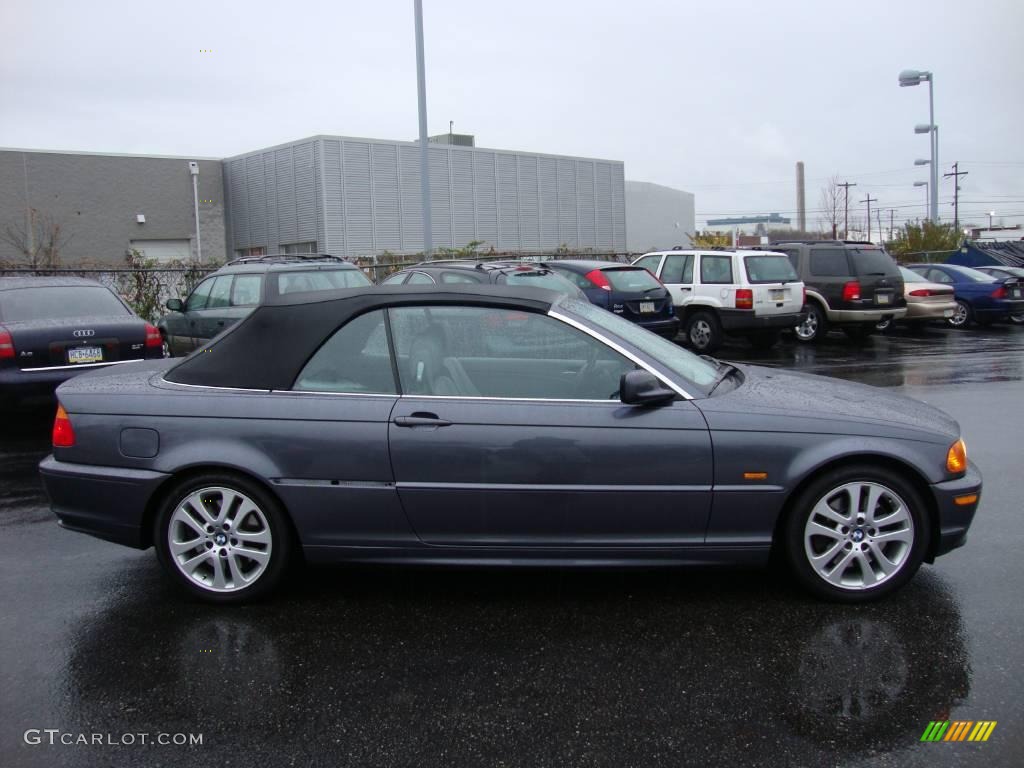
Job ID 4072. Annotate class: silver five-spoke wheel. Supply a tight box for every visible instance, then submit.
[803,481,914,591]
[167,486,273,593]
[689,319,712,348]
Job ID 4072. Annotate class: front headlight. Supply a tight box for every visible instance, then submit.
[946,438,967,474]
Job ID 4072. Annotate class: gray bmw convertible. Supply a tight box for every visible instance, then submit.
[39,285,982,603]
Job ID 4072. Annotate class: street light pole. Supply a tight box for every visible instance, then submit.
[414,0,433,259]
[913,181,929,215]
[899,69,938,221]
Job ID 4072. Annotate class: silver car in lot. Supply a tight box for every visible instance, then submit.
[876,266,957,331]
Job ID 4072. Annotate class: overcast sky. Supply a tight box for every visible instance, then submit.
[1,0,1022,230]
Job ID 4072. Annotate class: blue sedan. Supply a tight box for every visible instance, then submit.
[906,263,1024,328]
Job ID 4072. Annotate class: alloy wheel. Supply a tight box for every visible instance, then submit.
[167,487,273,592]
[947,301,970,328]
[803,481,914,591]
[689,319,712,350]
[795,311,818,341]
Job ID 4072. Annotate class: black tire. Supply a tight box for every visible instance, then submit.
[783,464,930,602]
[746,330,780,349]
[154,472,293,604]
[947,299,972,329]
[875,318,893,332]
[794,302,827,343]
[685,310,723,353]
[843,324,876,342]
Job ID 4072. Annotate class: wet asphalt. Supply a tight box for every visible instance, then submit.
[1,323,1022,767]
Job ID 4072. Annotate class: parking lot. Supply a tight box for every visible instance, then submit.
[2,324,1022,767]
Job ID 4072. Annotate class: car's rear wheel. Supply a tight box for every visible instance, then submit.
[947,300,972,328]
[1010,313,1024,325]
[685,310,723,353]
[784,465,929,602]
[875,318,893,332]
[746,330,780,349]
[154,473,292,603]
[794,303,827,343]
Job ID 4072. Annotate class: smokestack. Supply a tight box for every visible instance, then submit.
[796,161,806,233]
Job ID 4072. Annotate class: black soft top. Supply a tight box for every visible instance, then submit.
[164,284,561,391]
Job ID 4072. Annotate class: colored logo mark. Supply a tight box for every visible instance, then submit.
[920,721,997,742]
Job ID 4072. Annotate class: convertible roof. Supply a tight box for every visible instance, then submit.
[164,284,561,391]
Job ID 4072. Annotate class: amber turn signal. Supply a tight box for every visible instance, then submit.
[946,438,967,474]
[954,494,978,506]
[52,404,76,448]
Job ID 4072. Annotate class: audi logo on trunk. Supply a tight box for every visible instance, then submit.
[72,330,95,338]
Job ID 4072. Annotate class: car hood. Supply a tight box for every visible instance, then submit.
[694,363,960,444]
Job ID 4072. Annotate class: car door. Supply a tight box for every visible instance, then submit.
[169,276,216,354]
[659,253,695,309]
[192,274,238,345]
[386,304,713,547]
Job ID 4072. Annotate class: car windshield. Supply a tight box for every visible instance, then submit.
[503,269,583,297]
[0,286,130,322]
[275,268,371,294]
[743,254,799,284]
[603,267,662,291]
[948,265,997,282]
[848,248,901,276]
[899,266,927,283]
[555,296,720,393]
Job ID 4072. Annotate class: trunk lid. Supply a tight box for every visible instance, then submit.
[2,316,149,370]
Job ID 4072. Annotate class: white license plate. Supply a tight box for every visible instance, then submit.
[639,301,656,313]
[943,309,954,318]
[877,293,891,305]
[68,346,103,364]
[770,289,785,301]
[1013,288,1022,298]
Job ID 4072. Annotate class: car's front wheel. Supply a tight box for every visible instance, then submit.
[784,465,930,602]
[154,473,292,603]
[794,303,827,343]
[947,299,972,328]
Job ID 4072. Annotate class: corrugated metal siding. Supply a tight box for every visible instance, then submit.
[450,150,475,247]
[225,137,625,256]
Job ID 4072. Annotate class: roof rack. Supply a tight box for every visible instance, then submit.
[411,259,547,271]
[226,253,350,266]
[769,240,878,246]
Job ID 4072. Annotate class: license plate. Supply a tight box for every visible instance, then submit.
[68,346,103,364]
[877,293,891,305]
[639,301,656,313]
[770,289,785,301]
[943,309,954,318]
[1013,288,1022,298]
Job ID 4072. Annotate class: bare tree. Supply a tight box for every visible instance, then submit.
[1,209,73,269]
[818,177,842,238]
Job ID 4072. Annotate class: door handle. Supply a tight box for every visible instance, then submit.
[393,413,452,428]
[680,286,692,292]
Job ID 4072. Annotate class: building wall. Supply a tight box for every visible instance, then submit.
[224,136,627,257]
[624,180,695,253]
[0,149,225,266]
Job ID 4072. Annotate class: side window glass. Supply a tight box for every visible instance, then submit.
[231,275,263,307]
[185,278,215,311]
[441,271,480,284]
[661,254,693,284]
[406,272,436,285]
[929,269,953,284]
[809,249,849,277]
[206,276,234,309]
[380,272,407,285]
[389,306,635,400]
[632,255,663,275]
[557,270,594,290]
[293,310,396,394]
[779,249,800,271]
[700,255,733,284]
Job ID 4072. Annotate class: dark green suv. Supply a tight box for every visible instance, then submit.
[158,255,371,356]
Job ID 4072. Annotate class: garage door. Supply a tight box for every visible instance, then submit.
[130,239,192,264]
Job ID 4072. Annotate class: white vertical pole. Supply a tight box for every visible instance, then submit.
[414,0,433,259]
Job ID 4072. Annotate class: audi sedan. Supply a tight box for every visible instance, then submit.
[0,276,164,408]
[39,285,981,604]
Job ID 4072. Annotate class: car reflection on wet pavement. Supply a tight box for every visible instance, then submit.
[2,324,1022,767]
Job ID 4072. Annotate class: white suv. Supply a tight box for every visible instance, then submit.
[631,249,806,353]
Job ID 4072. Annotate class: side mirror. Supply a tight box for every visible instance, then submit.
[620,369,676,406]
[165,298,184,312]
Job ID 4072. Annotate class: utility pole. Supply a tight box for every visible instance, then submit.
[890,209,895,241]
[414,0,433,259]
[838,181,857,239]
[943,162,968,231]
[861,193,878,241]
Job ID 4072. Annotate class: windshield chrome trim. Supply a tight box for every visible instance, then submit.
[157,376,270,393]
[547,309,693,400]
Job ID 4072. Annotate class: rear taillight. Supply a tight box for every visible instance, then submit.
[585,269,612,292]
[991,285,1007,299]
[735,288,753,310]
[909,289,932,297]
[144,323,162,348]
[52,404,76,447]
[842,281,861,302]
[0,327,13,360]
